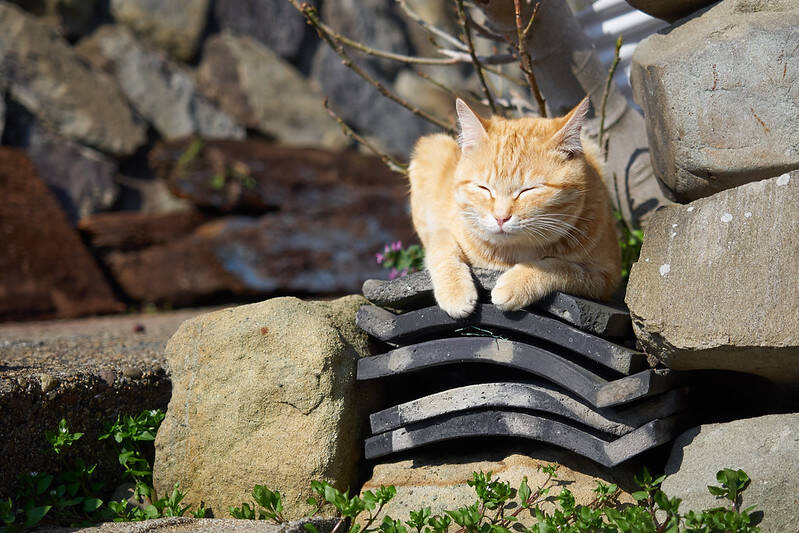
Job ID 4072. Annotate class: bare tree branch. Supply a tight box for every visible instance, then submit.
[454,0,498,114]
[323,98,409,175]
[395,0,468,52]
[290,0,455,133]
[600,35,623,160]
[512,0,546,116]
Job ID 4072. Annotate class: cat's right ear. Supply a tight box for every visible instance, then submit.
[456,98,487,152]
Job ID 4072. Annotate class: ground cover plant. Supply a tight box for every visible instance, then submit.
[2,413,761,532]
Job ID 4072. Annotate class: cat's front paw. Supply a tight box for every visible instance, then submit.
[434,278,478,319]
[491,267,544,311]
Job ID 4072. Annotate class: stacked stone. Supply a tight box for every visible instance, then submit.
[356,269,692,468]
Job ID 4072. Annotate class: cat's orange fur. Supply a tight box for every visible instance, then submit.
[408,98,621,318]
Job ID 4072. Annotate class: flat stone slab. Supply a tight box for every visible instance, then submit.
[362,269,632,338]
[357,304,646,375]
[50,517,338,532]
[364,410,681,467]
[357,337,678,408]
[0,308,208,497]
[369,382,691,437]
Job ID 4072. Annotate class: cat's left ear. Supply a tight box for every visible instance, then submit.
[551,97,590,158]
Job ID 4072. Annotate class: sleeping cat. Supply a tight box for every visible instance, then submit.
[408,97,621,319]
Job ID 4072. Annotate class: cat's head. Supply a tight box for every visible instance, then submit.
[452,98,592,246]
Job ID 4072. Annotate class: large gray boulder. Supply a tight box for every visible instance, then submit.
[0,3,146,156]
[213,0,312,59]
[77,25,244,141]
[662,414,799,532]
[109,0,209,61]
[631,0,799,201]
[197,33,346,149]
[625,171,799,382]
[154,296,379,518]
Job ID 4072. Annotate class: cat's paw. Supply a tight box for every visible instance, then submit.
[434,279,478,319]
[491,268,543,311]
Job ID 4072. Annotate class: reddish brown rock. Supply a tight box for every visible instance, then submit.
[0,148,123,321]
[78,210,209,251]
[149,138,407,214]
[106,211,415,306]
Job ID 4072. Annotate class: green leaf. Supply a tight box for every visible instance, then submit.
[23,505,51,528]
[83,497,103,512]
[305,524,321,533]
[631,491,649,501]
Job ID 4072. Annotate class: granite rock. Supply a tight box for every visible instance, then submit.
[110,0,209,61]
[197,33,345,148]
[212,0,312,59]
[78,25,244,141]
[624,0,716,21]
[0,3,146,156]
[631,0,799,201]
[0,147,123,320]
[662,414,799,532]
[44,518,339,533]
[154,296,379,518]
[625,171,799,381]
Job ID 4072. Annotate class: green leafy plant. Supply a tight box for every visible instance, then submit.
[230,485,286,522]
[376,242,425,279]
[615,209,644,281]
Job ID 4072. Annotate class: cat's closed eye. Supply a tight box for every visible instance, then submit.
[515,185,540,199]
[476,184,493,197]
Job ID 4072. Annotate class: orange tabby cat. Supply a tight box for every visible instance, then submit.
[408,97,621,318]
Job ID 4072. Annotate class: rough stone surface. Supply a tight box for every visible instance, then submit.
[357,337,677,408]
[624,0,716,21]
[10,0,100,38]
[110,0,209,61]
[362,269,632,338]
[105,210,414,306]
[149,138,407,215]
[369,382,691,437]
[311,45,435,156]
[8,118,119,221]
[362,449,635,526]
[197,33,345,148]
[154,296,380,518]
[365,410,681,467]
[45,517,339,532]
[0,147,123,321]
[631,0,799,201]
[356,304,644,375]
[77,25,245,141]
[0,307,203,498]
[213,0,311,59]
[626,172,799,382]
[662,414,799,533]
[78,211,209,251]
[0,3,146,156]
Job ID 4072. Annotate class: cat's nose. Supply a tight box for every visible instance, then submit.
[494,215,511,227]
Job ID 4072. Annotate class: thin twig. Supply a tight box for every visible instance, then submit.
[512,0,546,117]
[435,49,516,65]
[599,35,623,159]
[291,0,455,133]
[469,17,507,41]
[413,69,462,102]
[454,0,497,114]
[323,99,409,175]
[395,0,468,51]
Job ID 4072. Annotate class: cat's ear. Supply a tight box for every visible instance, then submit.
[551,97,590,158]
[456,98,487,152]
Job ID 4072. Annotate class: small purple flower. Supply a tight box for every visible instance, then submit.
[392,241,403,251]
[400,268,409,277]
[389,268,399,280]
[375,252,384,264]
